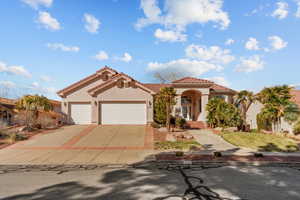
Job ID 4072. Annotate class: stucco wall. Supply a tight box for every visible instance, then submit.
[247,101,264,129]
[61,78,105,124]
[246,101,294,133]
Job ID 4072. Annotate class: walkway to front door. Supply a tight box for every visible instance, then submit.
[0,125,154,165]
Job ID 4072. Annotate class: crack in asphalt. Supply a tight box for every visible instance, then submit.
[153,165,249,200]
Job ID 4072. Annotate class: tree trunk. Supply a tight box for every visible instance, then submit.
[166,100,170,131]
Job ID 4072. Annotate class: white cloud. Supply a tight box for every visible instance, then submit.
[245,37,260,50]
[118,53,132,62]
[272,1,289,19]
[22,0,53,9]
[94,51,109,61]
[296,0,300,18]
[268,35,288,50]
[0,62,32,78]
[236,55,265,73]
[32,82,39,87]
[147,59,223,77]
[84,14,100,34]
[136,0,230,31]
[37,11,61,31]
[206,76,230,87]
[40,75,52,82]
[154,28,187,42]
[185,44,235,64]
[0,81,16,88]
[225,38,235,45]
[46,43,80,52]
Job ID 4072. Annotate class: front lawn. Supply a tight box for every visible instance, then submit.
[221,132,299,152]
[155,141,202,151]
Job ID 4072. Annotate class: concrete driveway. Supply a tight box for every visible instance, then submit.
[0,125,154,165]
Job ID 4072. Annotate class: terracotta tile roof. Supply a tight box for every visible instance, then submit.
[210,83,236,93]
[291,90,300,107]
[143,83,172,93]
[0,97,16,106]
[172,77,214,84]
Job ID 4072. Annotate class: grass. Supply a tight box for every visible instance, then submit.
[221,131,299,152]
[155,141,202,151]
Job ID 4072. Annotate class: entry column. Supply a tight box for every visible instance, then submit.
[199,93,209,121]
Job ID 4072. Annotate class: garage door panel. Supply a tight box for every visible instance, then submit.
[71,103,91,124]
[101,103,146,125]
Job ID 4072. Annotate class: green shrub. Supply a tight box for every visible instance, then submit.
[170,116,176,126]
[206,97,242,128]
[175,117,186,128]
[293,120,300,135]
[257,112,272,131]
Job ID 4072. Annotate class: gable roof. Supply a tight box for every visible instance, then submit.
[172,77,214,84]
[57,66,118,97]
[88,73,156,96]
[57,66,236,97]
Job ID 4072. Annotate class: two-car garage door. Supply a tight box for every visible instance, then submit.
[70,102,146,125]
[101,102,146,125]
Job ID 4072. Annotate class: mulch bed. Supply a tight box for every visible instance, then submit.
[156,154,300,162]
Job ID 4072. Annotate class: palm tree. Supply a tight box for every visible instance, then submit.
[157,87,177,131]
[16,95,52,129]
[257,85,299,132]
[234,90,255,131]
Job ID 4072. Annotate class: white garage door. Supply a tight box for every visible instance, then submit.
[101,102,146,125]
[70,103,91,124]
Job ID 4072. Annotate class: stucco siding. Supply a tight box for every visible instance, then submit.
[246,101,263,129]
[64,78,105,101]
[246,102,294,133]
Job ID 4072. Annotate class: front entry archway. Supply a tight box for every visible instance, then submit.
[181,90,202,121]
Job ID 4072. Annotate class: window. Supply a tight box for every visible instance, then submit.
[214,95,226,100]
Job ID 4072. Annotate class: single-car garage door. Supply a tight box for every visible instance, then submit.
[70,103,91,124]
[101,102,146,125]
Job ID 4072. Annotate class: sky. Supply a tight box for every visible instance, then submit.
[0,0,300,100]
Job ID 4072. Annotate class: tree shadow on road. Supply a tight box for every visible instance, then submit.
[1,159,300,200]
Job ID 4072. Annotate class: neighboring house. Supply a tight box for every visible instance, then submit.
[0,97,16,126]
[57,66,236,125]
[247,90,300,134]
[0,97,62,127]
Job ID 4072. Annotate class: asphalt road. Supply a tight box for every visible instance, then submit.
[0,165,300,200]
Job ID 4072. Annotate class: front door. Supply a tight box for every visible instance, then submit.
[182,105,192,120]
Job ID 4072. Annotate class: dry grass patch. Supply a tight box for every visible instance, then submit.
[221,132,299,152]
[155,141,202,151]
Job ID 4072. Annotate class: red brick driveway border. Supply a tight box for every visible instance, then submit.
[10,125,154,151]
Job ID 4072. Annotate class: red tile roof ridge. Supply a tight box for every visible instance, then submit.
[172,77,214,84]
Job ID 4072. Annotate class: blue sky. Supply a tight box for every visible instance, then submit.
[0,0,300,100]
